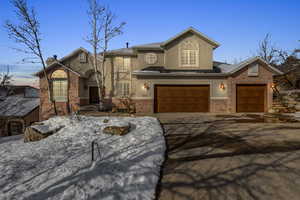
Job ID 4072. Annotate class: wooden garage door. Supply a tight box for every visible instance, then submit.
[236,85,266,112]
[154,85,209,113]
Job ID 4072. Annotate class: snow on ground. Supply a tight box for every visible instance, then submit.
[0,116,165,200]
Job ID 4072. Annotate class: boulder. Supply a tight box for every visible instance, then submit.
[103,121,130,136]
[24,124,64,143]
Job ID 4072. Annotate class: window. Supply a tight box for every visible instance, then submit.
[248,64,259,76]
[79,52,87,63]
[117,57,131,72]
[181,50,197,66]
[51,70,68,101]
[117,82,130,96]
[8,121,23,136]
[180,40,199,67]
[145,53,157,65]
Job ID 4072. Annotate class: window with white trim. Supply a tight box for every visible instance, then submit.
[248,64,259,76]
[51,70,68,101]
[79,52,87,63]
[145,53,157,64]
[180,40,199,67]
[116,57,131,72]
[117,81,130,96]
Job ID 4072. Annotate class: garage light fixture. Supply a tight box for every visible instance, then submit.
[271,83,276,89]
[219,82,225,90]
[143,83,150,90]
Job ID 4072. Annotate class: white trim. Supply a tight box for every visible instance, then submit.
[210,97,228,100]
[162,27,220,48]
[230,57,283,75]
[131,97,152,100]
[132,70,228,77]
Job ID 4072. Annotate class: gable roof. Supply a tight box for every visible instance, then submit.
[132,57,283,77]
[222,56,283,75]
[35,47,90,77]
[106,47,136,56]
[161,27,220,49]
[0,94,39,117]
[102,27,220,54]
[132,42,164,50]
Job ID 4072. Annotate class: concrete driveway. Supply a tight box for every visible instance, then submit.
[156,113,300,200]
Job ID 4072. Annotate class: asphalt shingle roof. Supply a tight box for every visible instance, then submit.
[0,95,39,117]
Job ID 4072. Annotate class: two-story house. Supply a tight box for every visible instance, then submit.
[36,27,282,120]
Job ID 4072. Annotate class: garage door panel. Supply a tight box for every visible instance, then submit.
[237,85,266,112]
[155,85,209,113]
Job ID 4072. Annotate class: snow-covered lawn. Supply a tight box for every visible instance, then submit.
[0,116,165,200]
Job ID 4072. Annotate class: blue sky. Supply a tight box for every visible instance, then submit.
[0,0,299,78]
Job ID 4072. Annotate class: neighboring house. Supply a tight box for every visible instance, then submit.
[36,27,282,120]
[0,86,39,137]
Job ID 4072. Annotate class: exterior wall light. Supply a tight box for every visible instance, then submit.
[143,83,150,90]
[271,83,276,89]
[219,82,225,90]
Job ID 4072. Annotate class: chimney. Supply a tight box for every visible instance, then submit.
[126,42,129,48]
[46,56,57,66]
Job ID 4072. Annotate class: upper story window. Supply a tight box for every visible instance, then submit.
[51,70,68,102]
[79,52,87,63]
[145,53,157,65]
[248,64,259,76]
[116,57,131,72]
[180,40,199,67]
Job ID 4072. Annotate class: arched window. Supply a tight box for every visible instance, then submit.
[180,40,199,67]
[51,70,67,101]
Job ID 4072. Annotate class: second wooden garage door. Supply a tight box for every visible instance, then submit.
[236,85,266,112]
[154,85,209,112]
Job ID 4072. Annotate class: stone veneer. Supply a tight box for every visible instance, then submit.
[227,62,273,113]
[210,99,229,113]
[39,67,80,120]
[112,98,153,113]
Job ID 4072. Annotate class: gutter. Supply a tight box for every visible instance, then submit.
[132,70,229,77]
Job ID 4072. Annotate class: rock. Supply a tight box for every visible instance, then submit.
[24,127,50,142]
[103,122,130,136]
[24,124,64,143]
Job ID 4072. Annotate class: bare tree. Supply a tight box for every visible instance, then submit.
[86,0,125,110]
[257,33,288,65]
[5,0,57,115]
[258,34,277,65]
[0,65,13,87]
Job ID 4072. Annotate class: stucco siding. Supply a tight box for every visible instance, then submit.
[164,33,214,69]
[136,51,164,70]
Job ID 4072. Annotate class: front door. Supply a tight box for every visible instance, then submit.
[89,87,99,104]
